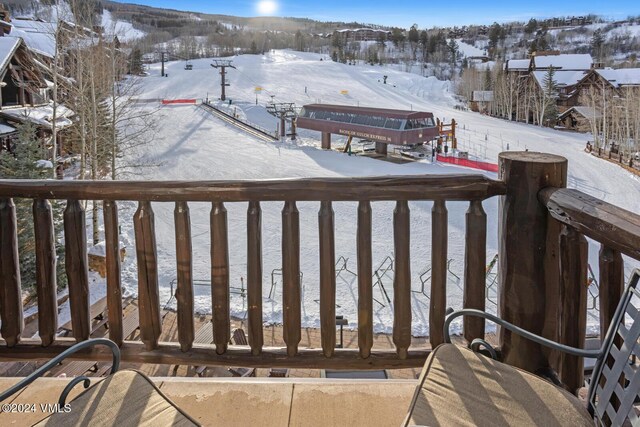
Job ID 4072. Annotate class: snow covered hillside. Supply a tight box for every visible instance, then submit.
[101,9,145,42]
[96,50,640,336]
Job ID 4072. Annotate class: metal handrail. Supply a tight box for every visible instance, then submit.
[0,338,120,403]
[443,309,602,359]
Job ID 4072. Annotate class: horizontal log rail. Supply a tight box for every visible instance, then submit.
[0,338,430,370]
[0,175,505,202]
[540,187,640,260]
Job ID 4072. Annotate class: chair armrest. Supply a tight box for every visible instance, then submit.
[0,338,120,403]
[444,309,602,359]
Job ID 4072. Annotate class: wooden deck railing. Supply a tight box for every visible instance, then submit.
[0,175,505,370]
[539,186,640,392]
[0,152,637,382]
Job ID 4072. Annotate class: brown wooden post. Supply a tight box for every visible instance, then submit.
[357,201,374,359]
[319,201,336,357]
[393,201,411,359]
[558,226,588,393]
[0,198,23,347]
[104,200,123,347]
[33,200,58,347]
[282,201,301,357]
[175,202,194,352]
[498,152,567,373]
[321,132,331,150]
[134,201,162,351]
[599,245,624,339]
[375,142,387,156]
[247,202,263,356]
[211,202,230,355]
[64,200,90,343]
[451,119,457,150]
[463,200,486,343]
[430,200,448,348]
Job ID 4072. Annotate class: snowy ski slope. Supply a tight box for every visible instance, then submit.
[103,50,640,336]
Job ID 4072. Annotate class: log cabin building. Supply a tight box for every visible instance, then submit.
[0,35,73,159]
[504,53,595,124]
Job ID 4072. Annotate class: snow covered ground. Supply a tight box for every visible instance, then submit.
[101,10,145,42]
[58,50,640,337]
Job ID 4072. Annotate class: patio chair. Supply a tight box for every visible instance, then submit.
[229,328,256,377]
[405,269,640,426]
[0,338,199,427]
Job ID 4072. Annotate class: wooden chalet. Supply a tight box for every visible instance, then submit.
[577,67,640,94]
[557,106,601,131]
[0,35,74,158]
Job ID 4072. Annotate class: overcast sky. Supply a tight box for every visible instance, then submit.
[111,0,639,28]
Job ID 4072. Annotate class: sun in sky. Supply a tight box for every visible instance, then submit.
[257,1,278,15]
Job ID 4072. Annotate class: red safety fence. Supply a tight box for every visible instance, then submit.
[436,155,499,173]
[162,99,197,105]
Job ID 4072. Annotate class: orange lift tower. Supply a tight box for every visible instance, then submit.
[436,118,457,152]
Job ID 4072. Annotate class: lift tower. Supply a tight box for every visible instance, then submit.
[267,103,298,140]
[211,60,236,101]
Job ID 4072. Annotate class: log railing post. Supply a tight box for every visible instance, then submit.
[33,199,58,347]
[282,201,301,357]
[393,201,411,359]
[357,201,373,359]
[175,202,194,352]
[134,201,161,351]
[463,200,486,343]
[319,201,336,358]
[247,201,263,356]
[64,200,90,343]
[211,202,230,355]
[0,198,23,347]
[429,200,448,348]
[558,226,588,393]
[599,245,624,340]
[104,200,123,346]
[498,152,567,373]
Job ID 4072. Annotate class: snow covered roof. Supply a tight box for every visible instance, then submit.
[0,123,16,136]
[595,68,640,88]
[336,28,390,33]
[0,103,75,130]
[559,106,601,120]
[0,37,21,74]
[506,59,530,71]
[532,70,588,88]
[10,19,56,58]
[532,54,593,71]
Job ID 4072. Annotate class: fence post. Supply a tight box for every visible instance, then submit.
[498,152,567,373]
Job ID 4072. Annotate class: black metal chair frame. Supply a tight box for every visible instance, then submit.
[444,269,640,426]
[0,338,120,406]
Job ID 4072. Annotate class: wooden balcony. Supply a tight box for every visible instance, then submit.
[0,151,638,401]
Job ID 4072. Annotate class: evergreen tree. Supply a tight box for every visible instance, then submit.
[524,18,538,34]
[591,29,605,62]
[390,28,406,49]
[128,47,143,75]
[0,121,66,293]
[541,66,559,125]
[447,39,459,67]
[408,24,419,60]
[488,22,502,57]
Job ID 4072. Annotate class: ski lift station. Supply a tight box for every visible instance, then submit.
[297,104,439,155]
